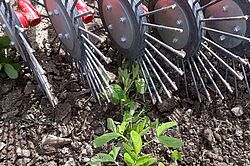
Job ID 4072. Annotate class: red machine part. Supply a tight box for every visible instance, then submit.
[15,10,29,28]
[76,0,94,24]
[17,0,41,27]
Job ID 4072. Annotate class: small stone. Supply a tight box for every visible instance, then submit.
[204,129,215,143]
[217,162,227,166]
[64,158,76,166]
[0,142,6,151]
[47,161,57,166]
[61,147,69,154]
[225,138,234,144]
[231,106,244,117]
[82,157,90,163]
[16,148,31,157]
[214,132,222,142]
[15,158,31,165]
[42,135,71,147]
[245,130,250,137]
[71,141,82,150]
[235,128,243,137]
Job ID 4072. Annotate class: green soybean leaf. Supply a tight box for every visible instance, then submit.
[135,78,146,94]
[146,158,157,166]
[124,153,135,166]
[158,162,165,166]
[156,122,177,137]
[111,84,127,104]
[0,36,10,49]
[118,121,128,134]
[131,130,142,155]
[136,155,153,166]
[91,153,115,164]
[11,63,22,72]
[158,136,183,149]
[94,132,121,148]
[129,101,137,116]
[0,64,2,70]
[171,150,182,161]
[132,64,140,79]
[107,118,117,133]
[109,145,121,160]
[4,64,18,79]
[122,142,137,160]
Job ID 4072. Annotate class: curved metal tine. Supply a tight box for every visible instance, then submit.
[85,59,103,98]
[142,22,183,33]
[74,10,94,20]
[65,0,68,8]
[199,50,234,93]
[200,15,249,22]
[2,0,8,16]
[83,43,111,83]
[82,59,101,104]
[79,26,105,43]
[81,34,111,64]
[145,48,178,91]
[196,54,224,99]
[232,60,238,97]
[144,50,172,98]
[18,29,45,74]
[85,50,110,103]
[202,27,250,43]
[203,36,248,65]
[84,47,110,97]
[140,4,176,18]
[138,60,155,104]
[2,1,12,25]
[145,32,186,59]
[145,39,184,75]
[76,60,95,98]
[197,0,223,11]
[187,58,202,102]
[18,28,58,106]
[70,0,79,14]
[191,57,212,102]
[182,59,189,98]
[241,63,250,95]
[139,57,162,103]
[201,42,244,80]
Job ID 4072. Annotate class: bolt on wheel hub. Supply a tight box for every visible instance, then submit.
[99,0,147,59]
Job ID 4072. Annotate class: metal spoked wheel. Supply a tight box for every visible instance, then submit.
[148,0,250,102]
[98,0,186,103]
[200,0,250,96]
[41,0,112,104]
[0,0,58,106]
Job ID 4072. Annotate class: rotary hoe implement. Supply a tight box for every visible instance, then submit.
[1,0,249,106]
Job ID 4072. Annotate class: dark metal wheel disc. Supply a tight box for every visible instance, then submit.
[149,0,204,58]
[98,0,147,60]
[204,0,247,48]
[44,0,82,60]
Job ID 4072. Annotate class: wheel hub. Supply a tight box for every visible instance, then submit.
[102,1,135,49]
[45,0,82,60]
[149,0,204,58]
[99,0,147,59]
[204,0,247,48]
[153,0,189,49]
